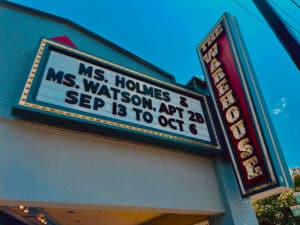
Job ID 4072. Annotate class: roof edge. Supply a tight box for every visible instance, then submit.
[0,0,176,82]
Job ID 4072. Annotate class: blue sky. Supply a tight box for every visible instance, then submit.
[9,0,300,168]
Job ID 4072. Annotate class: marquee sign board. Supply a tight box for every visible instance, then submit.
[197,13,293,196]
[13,39,220,152]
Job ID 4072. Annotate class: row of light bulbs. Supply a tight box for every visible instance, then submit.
[37,214,48,225]
[18,205,29,214]
[18,205,48,225]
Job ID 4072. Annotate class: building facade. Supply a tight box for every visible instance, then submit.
[1,1,290,225]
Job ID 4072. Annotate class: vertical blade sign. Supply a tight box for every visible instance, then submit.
[198,14,279,197]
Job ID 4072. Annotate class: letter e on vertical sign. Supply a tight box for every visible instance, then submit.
[197,13,293,197]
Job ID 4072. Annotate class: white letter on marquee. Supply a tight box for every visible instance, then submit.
[225,106,240,124]
[243,156,263,180]
[211,68,225,84]
[230,119,246,140]
[238,138,254,159]
[210,58,221,74]
[219,90,235,110]
[216,78,230,96]
[203,43,218,64]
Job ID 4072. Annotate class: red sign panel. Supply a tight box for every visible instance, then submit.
[198,14,279,196]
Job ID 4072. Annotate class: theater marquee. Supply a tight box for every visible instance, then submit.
[13,39,220,152]
[198,13,292,197]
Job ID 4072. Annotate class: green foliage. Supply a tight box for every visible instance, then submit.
[294,175,300,191]
[252,190,297,225]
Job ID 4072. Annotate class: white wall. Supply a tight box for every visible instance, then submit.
[0,119,224,214]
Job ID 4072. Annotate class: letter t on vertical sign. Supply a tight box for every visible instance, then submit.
[197,13,293,197]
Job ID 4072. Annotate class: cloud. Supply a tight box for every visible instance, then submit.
[273,108,282,115]
[272,97,288,117]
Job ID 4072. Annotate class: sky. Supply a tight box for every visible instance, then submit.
[9,0,300,168]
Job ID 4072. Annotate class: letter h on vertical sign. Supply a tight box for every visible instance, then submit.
[197,13,293,197]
